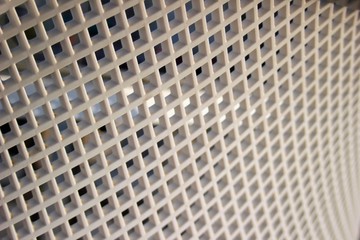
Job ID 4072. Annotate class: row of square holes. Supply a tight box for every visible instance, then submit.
[0,66,326,237]
[0,0,316,91]
[0,23,337,177]
[1,1,321,82]
[3,142,242,238]
[0,0,338,67]
[0,0,268,60]
[0,29,346,176]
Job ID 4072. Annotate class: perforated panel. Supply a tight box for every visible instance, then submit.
[0,0,360,239]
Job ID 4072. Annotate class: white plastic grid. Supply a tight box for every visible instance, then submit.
[0,0,360,239]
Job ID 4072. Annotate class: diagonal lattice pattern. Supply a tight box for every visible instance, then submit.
[0,0,360,239]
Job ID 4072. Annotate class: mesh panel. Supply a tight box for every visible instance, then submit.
[1,0,360,239]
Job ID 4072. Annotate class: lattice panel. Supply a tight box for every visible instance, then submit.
[0,0,360,239]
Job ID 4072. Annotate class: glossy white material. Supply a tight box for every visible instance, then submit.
[0,0,359,239]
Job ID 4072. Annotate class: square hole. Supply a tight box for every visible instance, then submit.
[125,7,135,19]
[15,5,28,17]
[30,212,40,222]
[61,10,73,23]
[25,27,37,40]
[43,18,55,32]
[81,2,91,14]
[131,30,140,42]
[88,25,99,37]
[107,16,116,29]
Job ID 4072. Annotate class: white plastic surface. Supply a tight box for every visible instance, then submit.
[0,0,360,239]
